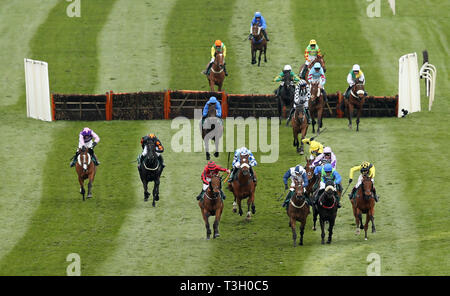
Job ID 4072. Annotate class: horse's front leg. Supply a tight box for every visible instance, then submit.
[213,206,223,239]
[258,49,262,67]
[299,219,306,246]
[238,197,243,216]
[264,46,267,63]
[290,217,297,247]
[143,180,150,202]
[79,176,85,201]
[317,107,323,135]
[320,217,326,244]
[312,206,318,231]
[356,105,362,132]
[251,47,256,64]
[327,218,335,244]
[348,103,354,129]
[152,178,160,207]
[202,211,211,240]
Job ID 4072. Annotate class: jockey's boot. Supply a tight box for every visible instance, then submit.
[196,190,205,201]
[250,167,257,183]
[159,155,165,168]
[228,167,236,183]
[336,193,341,208]
[300,66,307,79]
[203,62,213,75]
[248,33,253,40]
[283,191,293,208]
[92,154,100,166]
[344,86,351,99]
[322,89,328,103]
[224,63,228,76]
[373,187,379,202]
[286,108,295,125]
[348,187,357,200]
[69,151,79,167]
[262,29,269,41]
[220,190,226,200]
[305,107,311,124]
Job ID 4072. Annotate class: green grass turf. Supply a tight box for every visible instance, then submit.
[0,0,448,275]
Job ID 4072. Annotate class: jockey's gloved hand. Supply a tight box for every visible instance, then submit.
[284,184,288,190]
[310,137,315,141]
[349,179,352,184]
[92,142,97,147]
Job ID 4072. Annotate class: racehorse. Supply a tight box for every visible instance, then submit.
[228,153,257,220]
[317,180,340,244]
[351,174,376,240]
[199,173,224,239]
[304,157,320,231]
[292,108,309,155]
[308,81,325,135]
[299,54,326,79]
[277,72,295,124]
[75,146,97,201]
[200,102,223,160]
[207,53,225,91]
[344,80,366,131]
[138,141,163,207]
[287,178,310,246]
[250,24,267,66]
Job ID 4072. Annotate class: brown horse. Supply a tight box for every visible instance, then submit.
[250,24,267,66]
[228,154,257,220]
[201,102,223,160]
[304,157,320,231]
[299,54,326,79]
[287,179,310,246]
[344,80,366,131]
[308,81,325,135]
[351,174,376,240]
[199,173,224,239]
[75,146,97,201]
[292,108,309,155]
[207,53,225,91]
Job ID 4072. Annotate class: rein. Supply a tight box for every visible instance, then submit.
[319,187,336,209]
[290,197,307,209]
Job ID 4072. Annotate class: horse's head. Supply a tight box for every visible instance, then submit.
[144,141,158,164]
[207,102,217,118]
[251,24,262,39]
[304,157,315,181]
[317,54,326,72]
[352,80,365,99]
[324,180,336,198]
[209,173,222,198]
[293,179,304,199]
[78,147,91,172]
[239,154,250,176]
[362,174,373,200]
[214,53,224,70]
[309,81,321,102]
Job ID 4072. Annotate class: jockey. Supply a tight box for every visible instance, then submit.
[70,127,100,167]
[316,163,342,208]
[348,161,378,202]
[344,64,367,99]
[312,146,337,169]
[282,164,309,208]
[287,79,311,124]
[228,147,257,183]
[301,137,324,159]
[307,62,328,102]
[202,40,228,76]
[196,161,230,200]
[300,39,322,79]
[138,133,165,168]
[202,96,222,123]
[249,11,269,41]
[273,65,300,97]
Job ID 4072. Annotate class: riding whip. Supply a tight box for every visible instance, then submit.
[342,182,352,195]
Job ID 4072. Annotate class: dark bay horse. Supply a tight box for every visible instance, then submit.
[304,157,320,231]
[250,24,267,66]
[75,146,97,201]
[277,73,295,124]
[292,108,309,155]
[287,179,310,246]
[199,173,224,239]
[308,81,324,135]
[351,174,376,240]
[344,80,366,131]
[201,102,223,160]
[138,141,163,207]
[317,180,339,244]
[228,154,256,220]
[299,55,326,79]
[208,53,225,91]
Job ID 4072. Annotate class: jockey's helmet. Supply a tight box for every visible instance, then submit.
[295,165,302,173]
[309,39,317,46]
[148,133,155,138]
[209,96,217,104]
[314,62,321,70]
[215,40,222,47]
[323,146,332,154]
[299,79,307,88]
[324,163,333,173]
[352,64,360,72]
[207,161,216,169]
[283,65,292,72]
[240,147,249,155]
[361,161,371,173]
[81,127,91,136]
[254,11,261,18]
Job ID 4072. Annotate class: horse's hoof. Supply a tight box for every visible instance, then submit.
[365,237,368,241]
[214,152,219,158]
[152,202,156,207]
[321,240,325,245]
[327,240,331,244]
[144,198,148,202]
[214,233,220,239]
[355,229,360,235]
[299,241,303,246]
[155,195,159,201]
